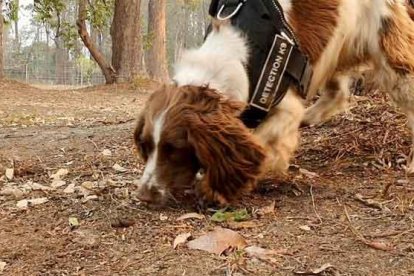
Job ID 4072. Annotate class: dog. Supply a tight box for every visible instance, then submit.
[408,0,414,19]
[134,0,414,205]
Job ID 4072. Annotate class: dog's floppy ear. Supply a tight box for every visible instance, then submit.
[184,88,266,204]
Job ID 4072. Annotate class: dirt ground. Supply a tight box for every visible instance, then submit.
[0,79,413,276]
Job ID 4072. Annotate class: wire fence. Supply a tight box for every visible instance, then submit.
[4,60,106,87]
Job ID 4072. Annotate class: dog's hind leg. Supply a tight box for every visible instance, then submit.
[254,90,305,175]
[407,111,414,174]
[379,3,414,174]
[302,73,351,126]
[385,74,414,174]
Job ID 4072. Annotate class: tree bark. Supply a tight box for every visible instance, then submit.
[111,0,145,82]
[14,0,19,52]
[0,0,4,80]
[77,0,116,84]
[146,0,169,81]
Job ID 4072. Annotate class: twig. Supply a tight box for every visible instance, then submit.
[310,186,323,224]
[366,228,414,239]
[382,182,394,198]
[87,137,99,150]
[343,206,394,252]
[354,193,384,210]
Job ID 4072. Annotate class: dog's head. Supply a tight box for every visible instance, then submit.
[134,85,266,205]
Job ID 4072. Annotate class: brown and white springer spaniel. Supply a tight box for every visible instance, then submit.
[135,0,414,205]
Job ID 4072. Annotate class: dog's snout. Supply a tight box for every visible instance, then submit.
[137,188,154,203]
[137,178,164,204]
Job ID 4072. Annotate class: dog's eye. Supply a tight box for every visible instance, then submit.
[162,142,176,154]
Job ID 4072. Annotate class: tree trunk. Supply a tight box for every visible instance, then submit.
[14,0,19,52]
[146,0,169,81]
[111,0,145,82]
[77,0,116,84]
[0,0,4,80]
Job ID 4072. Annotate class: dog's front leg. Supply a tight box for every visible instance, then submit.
[254,89,305,176]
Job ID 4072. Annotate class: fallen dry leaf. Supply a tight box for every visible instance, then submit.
[102,149,112,156]
[299,225,312,232]
[258,201,276,215]
[0,261,6,273]
[299,168,319,179]
[160,214,168,221]
[16,197,49,209]
[355,193,383,210]
[187,227,247,255]
[69,217,80,229]
[5,168,14,180]
[113,163,127,173]
[51,179,66,188]
[245,246,289,264]
[63,183,76,194]
[227,221,262,230]
[294,263,334,275]
[82,195,99,203]
[173,233,192,249]
[364,240,394,251]
[0,186,26,198]
[25,182,52,191]
[176,213,205,221]
[50,168,69,180]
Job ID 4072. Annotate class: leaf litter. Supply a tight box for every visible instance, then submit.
[16,197,49,209]
[187,227,247,255]
[173,233,192,249]
[176,213,205,221]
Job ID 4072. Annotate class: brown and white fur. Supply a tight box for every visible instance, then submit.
[135,0,414,205]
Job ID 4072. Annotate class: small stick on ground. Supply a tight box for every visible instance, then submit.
[310,186,323,224]
[343,206,394,252]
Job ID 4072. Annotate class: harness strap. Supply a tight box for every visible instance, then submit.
[209,0,313,128]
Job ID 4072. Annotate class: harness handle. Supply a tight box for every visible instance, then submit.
[217,0,247,21]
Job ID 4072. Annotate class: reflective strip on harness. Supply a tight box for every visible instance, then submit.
[250,34,293,112]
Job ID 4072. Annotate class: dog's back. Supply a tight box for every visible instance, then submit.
[173,21,250,102]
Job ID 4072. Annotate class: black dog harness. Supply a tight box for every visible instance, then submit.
[209,0,313,128]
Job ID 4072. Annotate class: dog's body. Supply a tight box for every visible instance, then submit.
[135,0,414,205]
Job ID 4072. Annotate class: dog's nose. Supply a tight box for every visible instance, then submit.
[137,190,153,203]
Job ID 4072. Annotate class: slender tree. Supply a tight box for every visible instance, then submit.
[111,0,145,82]
[13,0,18,51]
[146,0,168,81]
[0,0,4,79]
[77,0,115,84]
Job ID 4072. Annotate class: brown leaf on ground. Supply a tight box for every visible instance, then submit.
[227,221,262,230]
[294,263,334,275]
[50,168,69,180]
[245,246,289,264]
[364,240,394,251]
[16,197,49,209]
[176,213,205,221]
[112,163,127,173]
[5,168,14,180]
[0,261,6,273]
[299,168,319,179]
[187,227,247,255]
[173,233,192,249]
[258,201,276,215]
[354,193,384,210]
